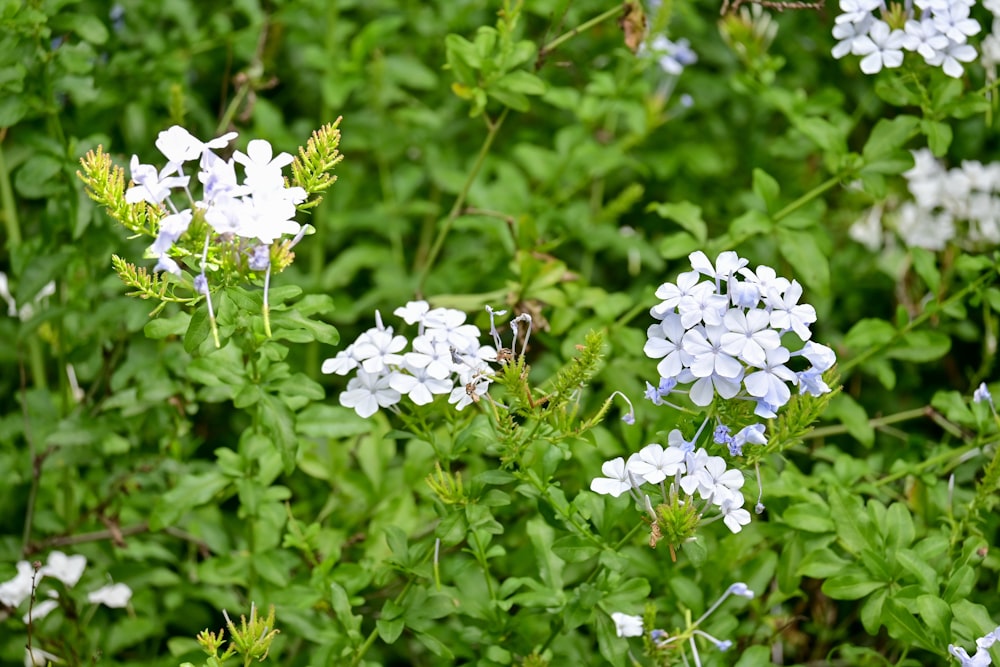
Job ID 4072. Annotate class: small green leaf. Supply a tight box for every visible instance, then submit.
[822,569,885,600]
[776,228,829,294]
[782,503,835,533]
[752,168,781,213]
[647,201,707,243]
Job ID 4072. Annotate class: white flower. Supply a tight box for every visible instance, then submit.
[403,336,456,380]
[340,370,401,417]
[652,270,704,317]
[767,280,816,340]
[627,443,686,483]
[835,0,881,25]
[0,561,36,607]
[645,35,698,75]
[353,328,408,375]
[388,368,452,406]
[683,326,744,380]
[902,19,949,59]
[394,300,430,325]
[720,308,781,367]
[895,203,955,249]
[854,20,906,74]
[233,139,295,191]
[25,648,62,667]
[611,612,645,638]
[932,3,981,43]
[721,496,752,533]
[590,457,635,498]
[644,314,689,379]
[23,596,59,623]
[39,551,87,588]
[798,341,837,372]
[424,308,481,353]
[686,455,745,504]
[925,39,978,78]
[744,346,797,408]
[125,156,188,205]
[87,582,132,608]
[448,371,492,410]
[321,344,360,375]
[155,125,236,165]
[688,250,748,283]
[833,15,875,59]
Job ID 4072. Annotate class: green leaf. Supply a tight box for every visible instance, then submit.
[50,13,109,44]
[752,168,781,213]
[776,227,829,293]
[552,535,600,564]
[822,568,885,600]
[150,471,231,530]
[260,394,298,474]
[782,503,835,533]
[896,548,937,590]
[797,548,852,578]
[884,597,936,652]
[647,201,707,243]
[921,119,952,156]
[844,318,895,350]
[916,595,951,646]
[884,502,915,551]
[494,70,546,96]
[657,231,701,259]
[829,393,874,447]
[445,34,481,85]
[728,209,773,240]
[910,247,940,292]
[15,155,63,199]
[829,487,876,554]
[860,587,888,635]
[862,116,920,160]
[886,330,950,362]
[183,307,211,354]
[144,311,191,339]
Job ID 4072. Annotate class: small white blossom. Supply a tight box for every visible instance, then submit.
[87,582,132,608]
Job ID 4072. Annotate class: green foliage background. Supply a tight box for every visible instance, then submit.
[1,0,998,665]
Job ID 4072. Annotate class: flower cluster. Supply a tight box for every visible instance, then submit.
[643,251,835,419]
[611,582,755,663]
[0,551,133,644]
[949,624,1000,666]
[850,149,1000,251]
[322,301,501,418]
[591,422,759,538]
[832,0,981,76]
[128,125,308,277]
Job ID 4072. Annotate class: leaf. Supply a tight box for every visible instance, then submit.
[884,502,915,551]
[260,394,298,474]
[886,330,950,362]
[782,503,835,533]
[183,307,211,354]
[822,568,885,600]
[829,393,874,447]
[916,595,952,646]
[527,517,564,590]
[752,168,781,213]
[776,227,829,294]
[844,318,896,350]
[657,231,701,259]
[862,116,920,160]
[150,472,231,530]
[494,70,546,96]
[921,119,952,156]
[883,597,936,652]
[15,155,64,199]
[797,548,852,578]
[647,201,707,243]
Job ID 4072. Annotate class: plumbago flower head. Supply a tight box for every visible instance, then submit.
[323,301,500,418]
[831,0,981,77]
[644,250,836,418]
[78,120,343,342]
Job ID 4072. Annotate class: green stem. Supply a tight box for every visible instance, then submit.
[350,578,415,667]
[0,141,21,246]
[539,4,627,56]
[416,108,509,292]
[808,406,930,439]
[772,173,844,222]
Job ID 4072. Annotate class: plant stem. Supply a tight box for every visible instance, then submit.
[772,173,844,222]
[808,406,930,439]
[416,108,509,292]
[0,141,21,246]
[539,4,626,56]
